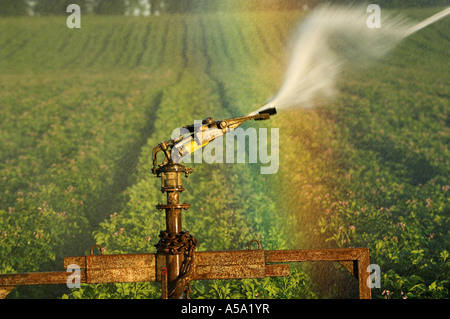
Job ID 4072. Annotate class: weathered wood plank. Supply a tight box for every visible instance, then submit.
[264,248,365,263]
[0,271,85,286]
[85,254,156,284]
[192,250,266,280]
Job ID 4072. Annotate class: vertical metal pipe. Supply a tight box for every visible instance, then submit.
[156,164,192,299]
[160,168,184,299]
[166,192,184,299]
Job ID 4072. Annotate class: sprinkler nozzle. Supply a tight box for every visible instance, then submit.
[255,107,277,120]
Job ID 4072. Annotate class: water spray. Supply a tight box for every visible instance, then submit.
[405,7,450,36]
[249,5,450,115]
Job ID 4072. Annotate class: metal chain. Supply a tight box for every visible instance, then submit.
[155,230,197,298]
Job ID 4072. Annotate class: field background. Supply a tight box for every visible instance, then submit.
[0,1,448,299]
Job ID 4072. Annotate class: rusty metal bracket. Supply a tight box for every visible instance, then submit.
[90,244,104,255]
[248,239,262,250]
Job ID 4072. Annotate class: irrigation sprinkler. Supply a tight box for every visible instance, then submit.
[0,107,372,299]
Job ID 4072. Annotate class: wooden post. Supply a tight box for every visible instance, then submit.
[357,248,372,299]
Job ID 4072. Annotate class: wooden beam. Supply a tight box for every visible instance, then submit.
[192,250,266,280]
[357,248,372,299]
[264,248,366,263]
[0,271,84,286]
[85,254,156,284]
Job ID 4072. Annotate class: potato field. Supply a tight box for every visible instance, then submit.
[0,6,448,299]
